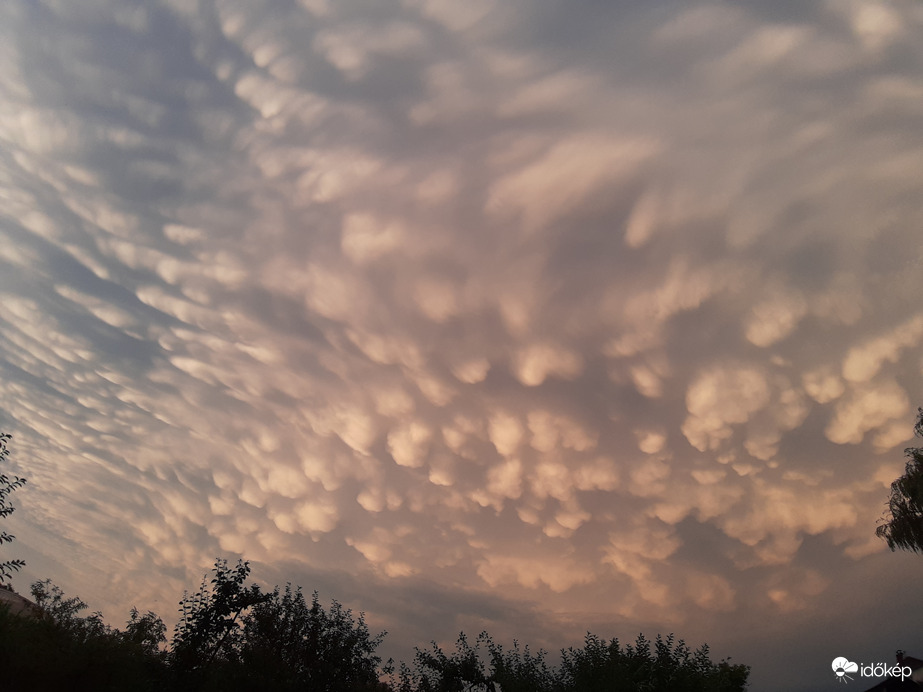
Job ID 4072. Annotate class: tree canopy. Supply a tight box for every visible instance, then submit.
[396,630,749,692]
[0,560,750,692]
[876,408,923,554]
[0,433,27,582]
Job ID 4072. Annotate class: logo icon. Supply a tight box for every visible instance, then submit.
[832,657,859,683]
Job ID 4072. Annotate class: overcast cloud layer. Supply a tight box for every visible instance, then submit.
[2,1,923,689]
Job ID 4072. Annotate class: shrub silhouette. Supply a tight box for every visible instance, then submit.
[395,629,748,691]
[0,561,749,691]
[239,584,390,691]
[0,580,167,692]
[558,632,749,692]
[170,558,269,687]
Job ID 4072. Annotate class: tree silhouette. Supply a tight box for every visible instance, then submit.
[1,561,751,691]
[170,558,269,683]
[405,631,497,692]
[396,630,749,692]
[0,433,27,582]
[876,408,923,553]
[558,632,749,692]
[0,579,168,691]
[239,585,390,691]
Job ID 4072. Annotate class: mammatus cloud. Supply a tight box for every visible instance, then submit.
[2,1,923,689]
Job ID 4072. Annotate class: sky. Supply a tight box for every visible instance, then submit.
[1,0,922,689]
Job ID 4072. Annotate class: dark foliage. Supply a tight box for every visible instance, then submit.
[0,559,749,691]
[402,631,498,692]
[557,632,749,692]
[168,559,390,691]
[877,408,923,554]
[170,558,270,687]
[0,580,167,692]
[238,584,391,691]
[0,433,27,582]
[396,630,748,692]
[486,636,557,692]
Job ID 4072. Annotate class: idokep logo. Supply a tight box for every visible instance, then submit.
[831,657,913,684]
[832,658,858,683]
